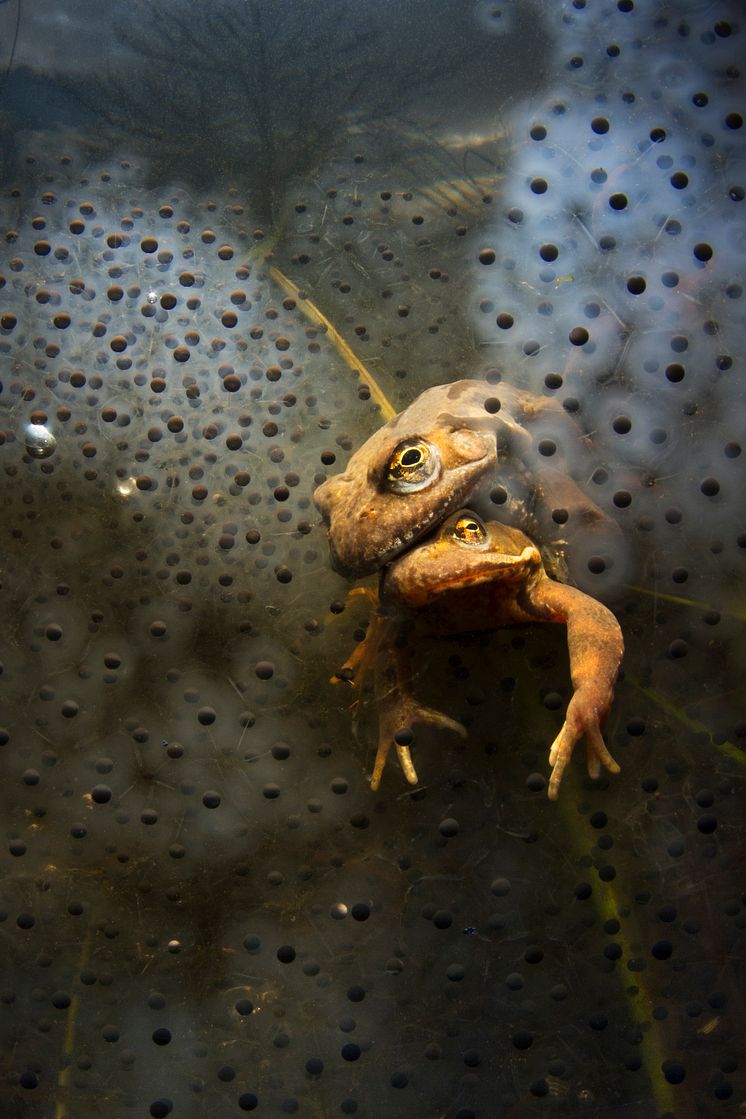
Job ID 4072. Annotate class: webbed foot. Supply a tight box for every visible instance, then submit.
[371,699,467,791]
[546,688,620,800]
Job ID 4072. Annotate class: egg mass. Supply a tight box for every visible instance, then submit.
[0,2,744,1116]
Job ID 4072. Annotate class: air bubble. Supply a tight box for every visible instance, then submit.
[24,423,56,458]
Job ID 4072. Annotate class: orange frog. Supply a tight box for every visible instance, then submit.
[337,510,624,800]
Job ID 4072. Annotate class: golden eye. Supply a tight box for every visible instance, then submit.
[385,439,440,492]
[452,513,487,545]
[389,440,428,477]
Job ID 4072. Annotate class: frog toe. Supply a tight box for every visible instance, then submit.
[548,719,620,800]
[370,701,467,790]
[413,704,468,739]
[547,723,577,800]
[586,724,621,779]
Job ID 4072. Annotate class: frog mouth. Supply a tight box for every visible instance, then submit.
[327,499,455,576]
[418,548,536,593]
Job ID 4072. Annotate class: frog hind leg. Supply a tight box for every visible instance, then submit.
[532,465,620,540]
[331,587,385,690]
[371,694,468,791]
[371,622,467,791]
[547,704,621,800]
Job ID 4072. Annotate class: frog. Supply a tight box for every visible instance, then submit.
[336,509,624,800]
[314,378,619,582]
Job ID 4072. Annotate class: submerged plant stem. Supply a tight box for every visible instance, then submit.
[556,778,678,1114]
[629,678,745,767]
[269,265,396,421]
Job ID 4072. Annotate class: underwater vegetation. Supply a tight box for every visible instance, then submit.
[4,0,551,214]
[0,1,744,1117]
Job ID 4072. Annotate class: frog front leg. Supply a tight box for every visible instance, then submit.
[371,620,467,791]
[526,580,624,799]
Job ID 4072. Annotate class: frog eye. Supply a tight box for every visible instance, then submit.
[451,513,487,546]
[385,439,440,493]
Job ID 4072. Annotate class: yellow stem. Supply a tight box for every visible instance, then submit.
[54,926,93,1119]
[557,777,677,1113]
[268,265,397,421]
[625,584,746,622]
[629,678,745,766]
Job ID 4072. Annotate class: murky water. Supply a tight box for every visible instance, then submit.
[1,2,744,1116]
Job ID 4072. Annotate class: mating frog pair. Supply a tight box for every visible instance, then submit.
[314,379,624,799]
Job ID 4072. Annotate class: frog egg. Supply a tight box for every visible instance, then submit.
[24,422,57,458]
[474,1,516,36]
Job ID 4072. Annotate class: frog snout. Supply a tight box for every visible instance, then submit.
[328,537,362,577]
[327,527,384,579]
[313,480,339,518]
[313,473,354,516]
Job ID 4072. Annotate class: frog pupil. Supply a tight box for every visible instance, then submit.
[386,440,438,489]
[454,517,483,542]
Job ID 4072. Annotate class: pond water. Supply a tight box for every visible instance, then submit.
[0,2,744,1116]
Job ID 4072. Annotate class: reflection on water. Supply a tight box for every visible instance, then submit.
[0,1,744,1116]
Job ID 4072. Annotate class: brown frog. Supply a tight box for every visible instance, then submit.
[337,509,624,800]
[314,378,617,581]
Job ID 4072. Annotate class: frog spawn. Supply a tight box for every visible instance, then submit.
[463,1,745,598]
[1,157,381,620]
[279,10,745,598]
[1,157,399,872]
[1,5,746,1117]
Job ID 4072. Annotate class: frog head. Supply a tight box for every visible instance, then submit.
[314,384,497,576]
[383,510,542,608]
